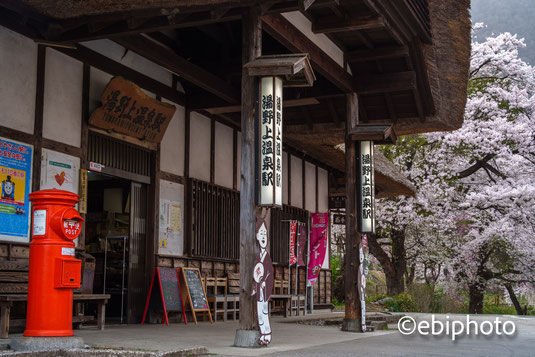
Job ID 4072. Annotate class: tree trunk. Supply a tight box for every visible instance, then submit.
[468,284,485,314]
[505,283,524,315]
[367,231,406,295]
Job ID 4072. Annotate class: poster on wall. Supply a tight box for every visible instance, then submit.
[158,180,184,256]
[0,137,33,242]
[41,150,77,192]
[307,212,328,286]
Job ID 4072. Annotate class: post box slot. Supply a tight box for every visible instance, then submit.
[55,258,82,289]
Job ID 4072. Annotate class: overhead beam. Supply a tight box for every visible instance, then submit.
[354,71,416,95]
[113,35,240,103]
[203,97,320,115]
[312,15,384,34]
[347,46,409,63]
[262,14,354,93]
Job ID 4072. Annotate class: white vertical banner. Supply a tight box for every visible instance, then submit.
[358,141,375,233]
[274,77,283,207]
[258,76,283,207]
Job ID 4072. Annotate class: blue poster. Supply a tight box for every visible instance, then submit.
[0,137,33,242]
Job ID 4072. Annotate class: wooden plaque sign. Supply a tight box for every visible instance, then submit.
[89,77,176,143]
[141,267,187,325]
[180,267,212,324]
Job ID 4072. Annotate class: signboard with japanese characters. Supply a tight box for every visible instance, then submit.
[257,76,283,207]
[89,77,176,143]
[358,141,375,233]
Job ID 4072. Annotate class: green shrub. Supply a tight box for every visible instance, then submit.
[482,304,517,315]
[366,293,389,304]
[393,292,419,312]
[384,299,403,312]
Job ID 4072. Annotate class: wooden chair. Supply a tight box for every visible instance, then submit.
[206,277,228,322]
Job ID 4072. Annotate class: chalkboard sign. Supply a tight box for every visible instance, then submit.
[141,268,187,325]
[180,267,212,324]
[158,268,184,311]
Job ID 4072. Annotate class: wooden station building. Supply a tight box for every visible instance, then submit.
[0,0,470,340]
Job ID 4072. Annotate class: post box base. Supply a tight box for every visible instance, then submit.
[24,329,74,337]
[11,336,84,351]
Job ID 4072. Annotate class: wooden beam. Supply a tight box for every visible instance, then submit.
[113,35,240,104]
[347,46,409,63]
[47,9,242,43]
[55,44,185,106]
[312,14,384,34]
[203,97,320,115]
[32,45,46,192]
[354,71,416,95]
[262,14,354,93]
[237,5,262,336]
[342,92,363,332]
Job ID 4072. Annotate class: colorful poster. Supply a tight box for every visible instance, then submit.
[297,223,307,266]
[289,220,297,265]
[307,212,329,287]
[0,137,33,242]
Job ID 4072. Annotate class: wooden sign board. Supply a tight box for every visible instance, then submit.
[180,267,212,324]
[141,267,186,325]
[89,76,176,143]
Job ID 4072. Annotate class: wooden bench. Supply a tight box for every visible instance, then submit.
[202,276,239,322]
[0,293,110,339]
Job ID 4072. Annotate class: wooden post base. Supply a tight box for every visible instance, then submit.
[233,329,261,348]
[342,318,364,332]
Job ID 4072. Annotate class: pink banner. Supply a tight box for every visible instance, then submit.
[307,213,329,286]
[289,221,298,265]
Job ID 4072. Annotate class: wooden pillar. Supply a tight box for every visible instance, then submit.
[342,93,364,332]
[234,5,262,346]
[32,45,46,193]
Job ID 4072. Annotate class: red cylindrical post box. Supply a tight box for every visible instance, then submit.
[24,189,84,337]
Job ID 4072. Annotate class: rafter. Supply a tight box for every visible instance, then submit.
[262,14,354,93]
[354,71,416,95]
[113,35,240,104]
[347,46,409,63]
[311,14,384,34]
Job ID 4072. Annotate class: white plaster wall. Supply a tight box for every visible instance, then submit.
[236,131,242,191]
[290,156,302,208]
[160,101,185,176]
[305,161,316,212]
[318,168,329,213]
[282,12,347,71]
[214,122,234,189]
[82,39,173,88]
[189,112,211,182]
[282,151,289,205]
[89,67,113,114]
[0,27,37,134]
[43,49,83,147]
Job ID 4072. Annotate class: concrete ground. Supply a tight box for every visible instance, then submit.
[5,312,535,356]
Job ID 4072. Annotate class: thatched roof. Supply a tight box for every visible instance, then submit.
[395,0,471,135]
[331,144,416,199]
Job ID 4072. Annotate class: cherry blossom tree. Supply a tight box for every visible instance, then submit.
[375,26,535,311]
